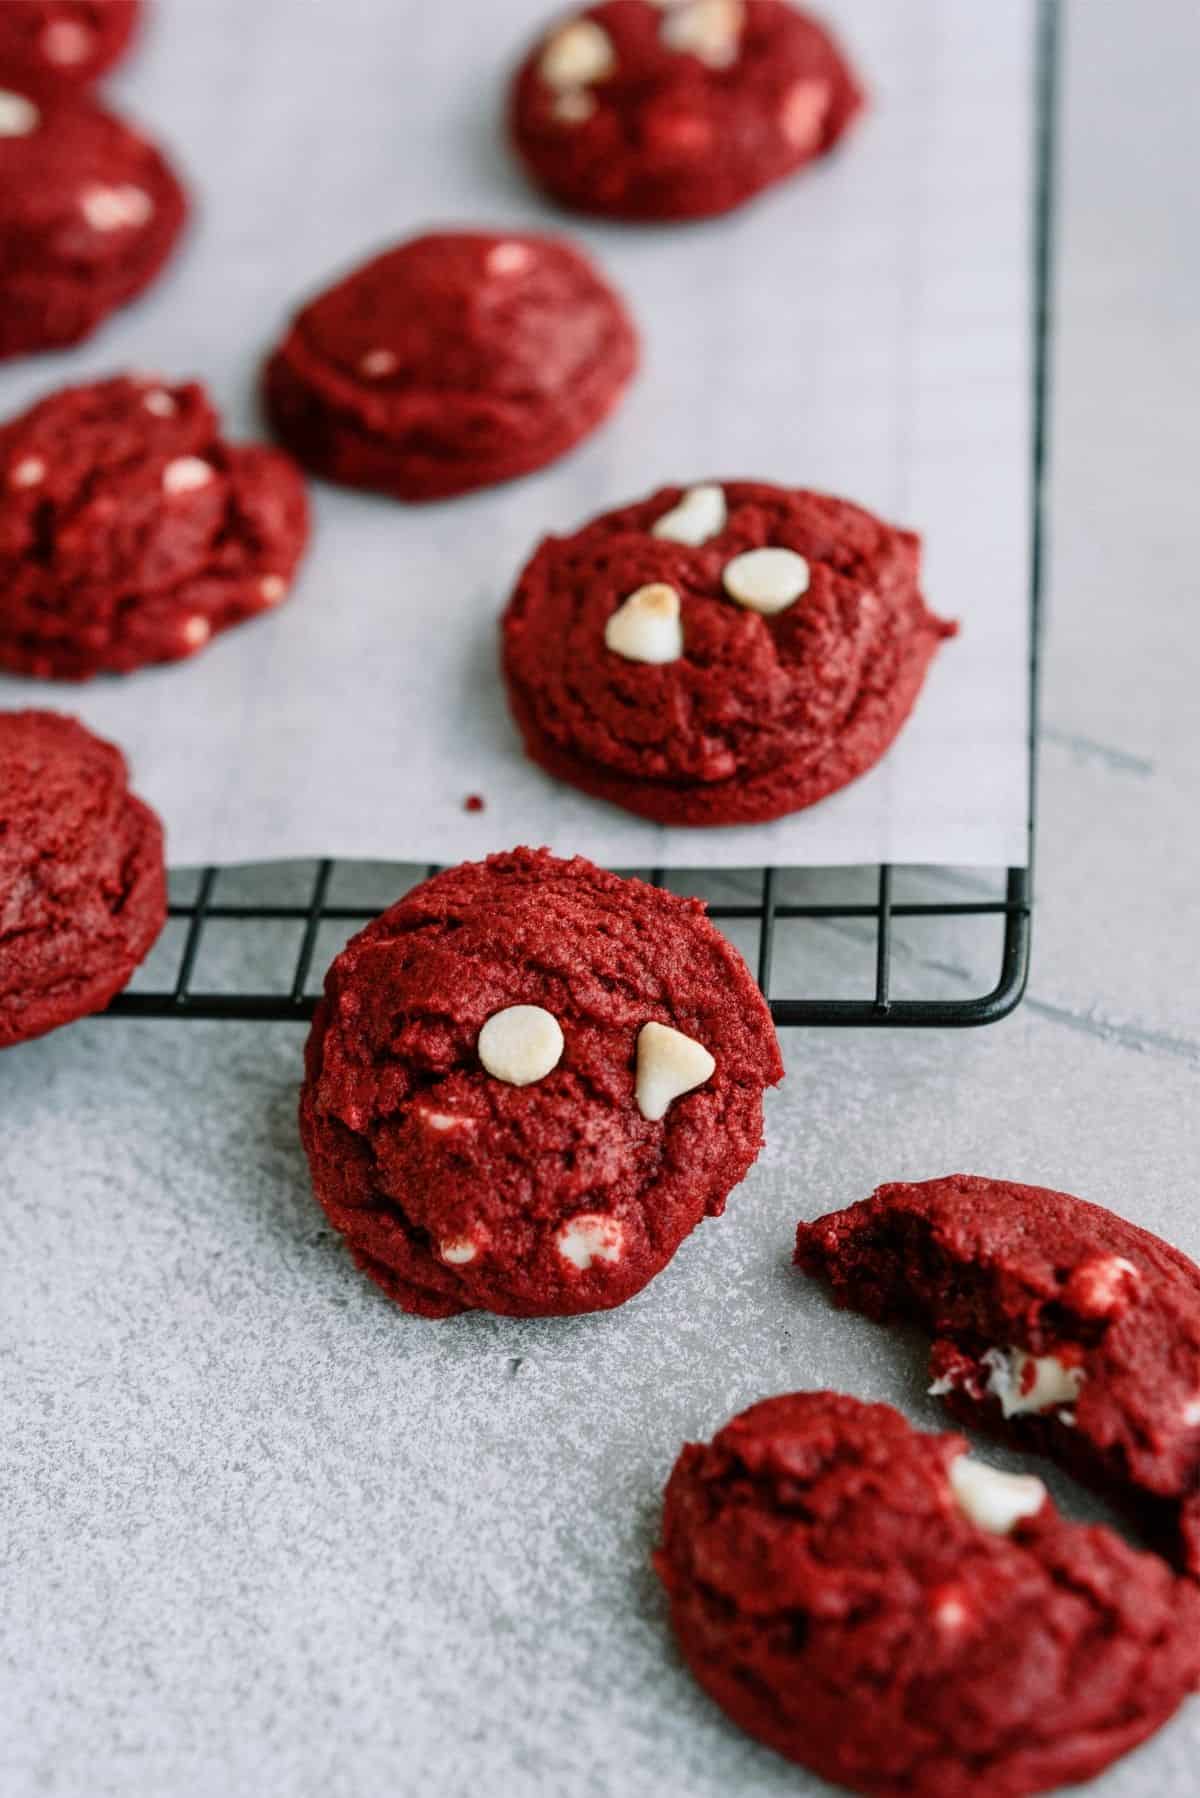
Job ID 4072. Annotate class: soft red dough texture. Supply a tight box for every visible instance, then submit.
[655,1390,1200,1797]
[502,480,955,827]
[299,848,783,1318]
[0,2,141,96]
[263,230,638,502]
[796,1176,1200,1577]
[0,87,187,359]
[0,709,166,1048]
[510,0,864,221]
[0,374,310,679]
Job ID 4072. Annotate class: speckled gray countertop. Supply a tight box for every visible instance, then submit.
[4,3,1200,1794]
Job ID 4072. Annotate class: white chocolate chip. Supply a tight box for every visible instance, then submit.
[982,1347,1085,1419]
[932,1590,970,1633]
[556,1214,624,1270]
[540,19,616,89]
[478,1004,564,1087]
[418,1108,477,1135]
[181,615,211,649]
[781,77,832,151]
[0,90,39,136]
[439,1237,478,1265]
[635,1021,715,1122]
[10,456,46,489]
[79,183,154,232]
[259,575,288,605]
[604,583,683,666]
[553,88,596,124]
[1184,1397,1200,1428]
[142,389,177,418]
[163,457,215,496]
[1066,1255,1139,1315]
[723,547,811,615]
[360,348,398,378]
[949,1455,1046,1536]
[661,0,745,68]
[487,241,533,277]
[42,19,93,66]
[651,484,727,547]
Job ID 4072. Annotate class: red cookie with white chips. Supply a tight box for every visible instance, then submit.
[0,375,309,678]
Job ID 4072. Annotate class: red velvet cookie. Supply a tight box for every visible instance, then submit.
[0,85,186,358]
[299,848,782,1318]
[796,1176,1200,1576]
[0,374,310,678]
[0,709,166,1048]
[0,2,141,97]
[656,1390,1200,1797]
[510,1,863,221]
[502,480,955,826]
[263,230,637,502]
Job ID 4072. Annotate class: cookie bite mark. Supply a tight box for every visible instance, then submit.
[0,374,309,678]
[299,849,781,1318]
[796,1174,1200,1574]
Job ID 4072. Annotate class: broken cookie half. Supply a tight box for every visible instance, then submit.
[795,1173,1200,1575]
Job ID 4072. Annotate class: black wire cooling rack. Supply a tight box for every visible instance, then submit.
[104,1,1056,1034]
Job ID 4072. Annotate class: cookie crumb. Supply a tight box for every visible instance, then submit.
[464,793,486,813]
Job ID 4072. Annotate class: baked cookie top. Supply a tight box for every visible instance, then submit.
[264,229,637,500]
[656,1388,1200,1796]
[0,374,309,678]
[0,709,166,1047]
[510,0,863,220]
[300,847,782,1318]
[502,480,954,825]
[0,2,141,97]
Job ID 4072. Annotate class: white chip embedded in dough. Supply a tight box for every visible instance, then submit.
[478,1004,564,1087]
[722,547,811,615]
[604,584,684,665]
[142,388,177,418]
[651,484,727,547]
[259,575,288,605]
[0,91,39,136]
[42,19,93,66]
[487,241,534,277]
[636,1021,715,1122]
[982,1348,1085,1419]
[163,457,215,496]
[540,19,616,90]
[181,615,212,649]
[80,183,153,232]
[360,348,398,378]
[661,0,745,67]
[781,77,831,151]
[948,1455,1046,1536]
[557,1214,624,1270]
[439,1237,479,1266]
[553,88,597,124]
[10,457,46,489]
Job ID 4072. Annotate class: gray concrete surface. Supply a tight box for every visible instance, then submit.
[4,2,1200,1793]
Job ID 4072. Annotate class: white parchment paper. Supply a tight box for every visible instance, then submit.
[0,0,1034,869]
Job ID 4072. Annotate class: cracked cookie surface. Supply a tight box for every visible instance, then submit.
[299,847,782,1317]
